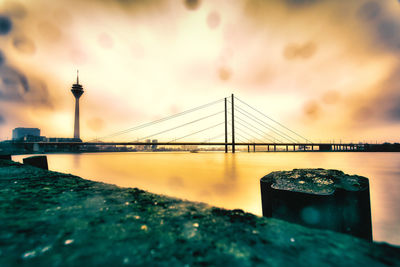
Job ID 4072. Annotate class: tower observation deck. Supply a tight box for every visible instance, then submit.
[71,71,84,140]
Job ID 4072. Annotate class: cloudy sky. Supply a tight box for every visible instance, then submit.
[0,0,400,143]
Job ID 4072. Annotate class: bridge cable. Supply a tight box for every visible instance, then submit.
[135,110,224,142]
[233,115,283,143]
[232,104,299,143]
[235,96,312,143]
[90,98,225,141]
[226,120,253,143]
[232,101,299,143]
[234,119,277,143]
[234,131,255,143]
[167,122,224,143]
[228,100,297,143]
[202,133,225,143]
[234,125,265,143]
[235,135,249,144]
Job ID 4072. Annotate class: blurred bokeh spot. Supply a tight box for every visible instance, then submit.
[169,104,181,114]
[0,66,52,107]
[357,1,381,21]
[0,16,12,35]
[168,176,184,189]
[286,0,318,7]
[284,42,317,60]
[184,0,201,10]
[0,50,4,65]
[207,12,221,29]
[12,36,36,55]
[303,100,321,120]
[354,106,374,121]
[301,206,321,225]
[3,1,27,19]
[387,96,400,121]
[377,20,400,51]
[0,67,29,102]
[218,66,232,81]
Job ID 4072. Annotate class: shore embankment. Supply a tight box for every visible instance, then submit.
[0,159,399,266]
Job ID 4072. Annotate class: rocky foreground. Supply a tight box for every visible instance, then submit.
[0,160,399,266]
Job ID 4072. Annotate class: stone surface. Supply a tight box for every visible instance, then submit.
[0,160,399,266]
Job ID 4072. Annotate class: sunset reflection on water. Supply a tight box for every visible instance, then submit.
[14,152,400,245]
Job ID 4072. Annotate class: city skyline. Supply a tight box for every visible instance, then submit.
[0,0,400,142]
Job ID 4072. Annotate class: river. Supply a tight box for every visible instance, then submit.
[14,152,400,246]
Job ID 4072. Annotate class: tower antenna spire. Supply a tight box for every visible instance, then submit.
[76,70,79,84]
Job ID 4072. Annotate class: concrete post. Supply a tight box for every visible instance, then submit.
[260,169,372,241]
[23,156,48,170]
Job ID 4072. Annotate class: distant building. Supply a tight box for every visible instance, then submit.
[144,139,151,150]
[151,139,158,150]
[135,145,145,151]
[12,128,40,141]
[181,145,198,151]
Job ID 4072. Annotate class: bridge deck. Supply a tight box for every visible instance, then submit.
[23,142,363,147]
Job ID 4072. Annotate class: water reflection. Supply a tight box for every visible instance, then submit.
[72,154,80,169]
[224,153,237,181]
[213,154,238,197]
[13,152,400,246]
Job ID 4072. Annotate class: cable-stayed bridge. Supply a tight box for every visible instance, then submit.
[27,95,368,153]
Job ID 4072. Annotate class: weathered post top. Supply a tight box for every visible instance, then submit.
[261,169,370,195]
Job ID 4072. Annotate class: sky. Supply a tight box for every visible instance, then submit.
[0,0,400,143]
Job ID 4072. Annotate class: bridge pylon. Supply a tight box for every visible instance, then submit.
[231,94,235,153]
[225,97,228,153]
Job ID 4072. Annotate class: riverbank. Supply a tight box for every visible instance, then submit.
[1,159,399,266]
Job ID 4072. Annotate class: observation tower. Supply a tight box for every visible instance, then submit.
[71,71,84,140]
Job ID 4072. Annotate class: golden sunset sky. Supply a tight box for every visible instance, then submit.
[0,0,400,143]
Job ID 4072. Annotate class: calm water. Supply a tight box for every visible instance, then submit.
[14,152,400,246]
